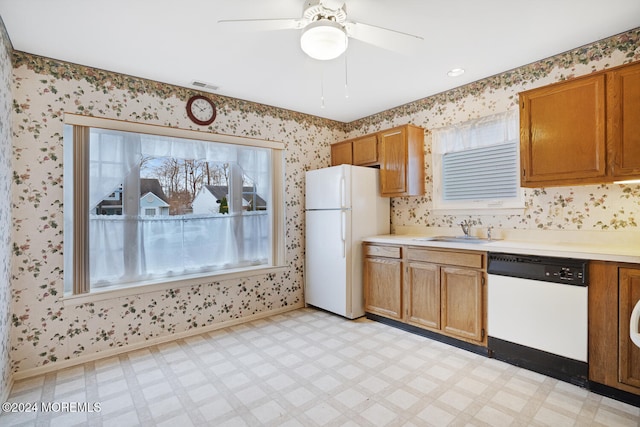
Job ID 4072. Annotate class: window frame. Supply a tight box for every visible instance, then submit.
[63,114,286,304]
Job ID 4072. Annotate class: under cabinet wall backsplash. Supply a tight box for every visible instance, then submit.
[4,24,640,382]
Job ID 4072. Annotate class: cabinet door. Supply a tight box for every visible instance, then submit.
[364,257,402,320]
[331,141,352,166]
[520,75,607,186]
[441,267,484,342]
[379,127,407,195]
[609,62,640,179]
[406,262,440,329]
[352,135,378,166]
[619,267,640,389]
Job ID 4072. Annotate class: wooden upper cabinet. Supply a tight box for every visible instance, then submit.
[520,61,640,187]
[330,140,352,166]
[330,124,425,197]
[352,134,378,166]
[379,124,425,197]
[520,74,607,187]
[609,61,640,179]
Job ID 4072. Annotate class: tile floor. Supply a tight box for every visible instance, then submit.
[2,308,640,426]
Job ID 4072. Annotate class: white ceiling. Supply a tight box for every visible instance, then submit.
[1,0,639,122]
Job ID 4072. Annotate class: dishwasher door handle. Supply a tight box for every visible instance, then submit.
[631,299,640,349]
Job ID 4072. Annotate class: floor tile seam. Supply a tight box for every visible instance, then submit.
[366,392,438,419]
[96,374,136,399]
[227,356,314,394]
[591,405,640,424]
[471,397,534,424]
[228,397,309,427]
[80,362,105,424]
[356,384,441,412]
[0,412,39,427]
[5,386,45,402]
[537,395,589,417]
[117,352,154,424]
[93,368,127,385]
[305,406,410,427]
[292,401,367,427]
[145,341,212,425]
[38,372,58,405]
[208,401,301,425]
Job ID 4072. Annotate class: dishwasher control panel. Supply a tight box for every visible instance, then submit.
[543,265,585,284]
[488,253,588,286]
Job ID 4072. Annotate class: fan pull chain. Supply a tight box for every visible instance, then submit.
[320,65,325,109]
[344,53,349,99]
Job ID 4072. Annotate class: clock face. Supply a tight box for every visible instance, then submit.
[186,95,216,125]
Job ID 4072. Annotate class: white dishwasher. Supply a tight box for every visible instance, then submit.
[487,252,589,386]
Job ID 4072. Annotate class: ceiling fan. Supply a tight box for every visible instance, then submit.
[218,0,424,60]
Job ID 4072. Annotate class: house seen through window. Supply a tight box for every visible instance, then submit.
[63,118,284,295]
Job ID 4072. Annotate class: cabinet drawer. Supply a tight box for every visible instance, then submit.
[364,244,401,259]
[407,247,484,269]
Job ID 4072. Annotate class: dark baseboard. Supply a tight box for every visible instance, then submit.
[588,381,640,408]
[365,313,490,357]
[488,337,588,388]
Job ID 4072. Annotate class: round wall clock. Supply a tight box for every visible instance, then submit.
[186,95,216,126]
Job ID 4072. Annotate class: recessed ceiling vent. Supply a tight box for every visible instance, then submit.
[191,80,220,92]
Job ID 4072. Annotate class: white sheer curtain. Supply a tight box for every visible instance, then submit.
[432,110,518,156]
[88,128,271,288]
[89,129,142,210]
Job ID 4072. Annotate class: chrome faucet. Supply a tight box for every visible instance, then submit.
[459,220,471,237]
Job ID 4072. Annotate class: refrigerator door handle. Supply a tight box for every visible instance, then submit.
[340,175,346,209]
[631,298,640,348]
[340,211,346,258]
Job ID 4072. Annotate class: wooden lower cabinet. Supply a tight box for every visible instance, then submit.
[363,244,402,320]
[365,243,486,346]
[441,267,484,342]
[619,268,640,390]
[589,262,640,397]
[406,261,440,329]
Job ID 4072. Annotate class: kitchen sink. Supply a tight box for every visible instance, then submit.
[413,236,496,244]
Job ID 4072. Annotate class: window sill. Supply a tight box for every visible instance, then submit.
[62,264,288,307]
[431,206,526,216]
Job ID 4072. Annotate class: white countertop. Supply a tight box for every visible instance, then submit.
[363,230,640,264]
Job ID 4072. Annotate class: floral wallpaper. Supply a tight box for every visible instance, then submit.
[0,17,13,398]
[6,26,640,376]
[10,54,338,373]
[347,28,640,234]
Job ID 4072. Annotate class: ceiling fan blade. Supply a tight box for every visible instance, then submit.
[218,18,305,32]
[345,21,423,55]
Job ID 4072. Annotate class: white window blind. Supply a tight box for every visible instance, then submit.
[442,142,519,200]
[432,110,523,211]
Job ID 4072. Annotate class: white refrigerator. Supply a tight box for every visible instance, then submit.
[305,165,390,319]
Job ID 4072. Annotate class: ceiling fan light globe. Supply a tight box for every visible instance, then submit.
[300,20,348,60]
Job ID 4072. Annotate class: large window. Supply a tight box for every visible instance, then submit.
[63,115,285,296]
[431,110,523,211]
